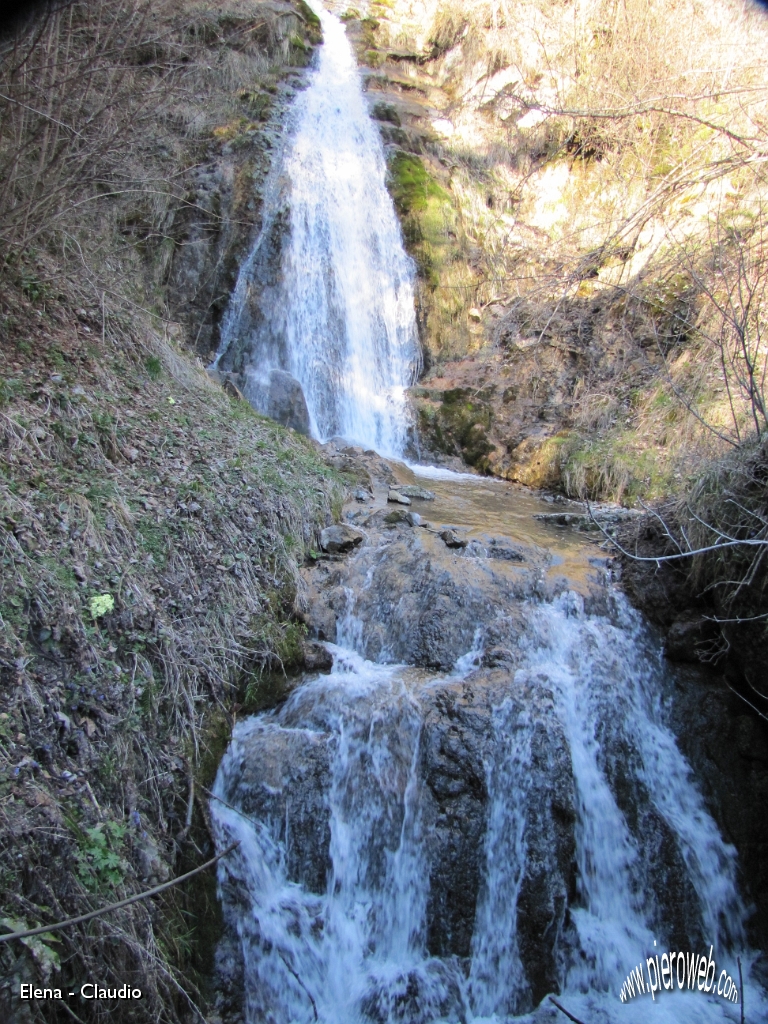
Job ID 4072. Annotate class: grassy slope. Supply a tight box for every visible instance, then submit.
[0,2,340,1020]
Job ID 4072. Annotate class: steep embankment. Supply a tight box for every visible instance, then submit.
[345,0,768,493]
[0,2,345,1021]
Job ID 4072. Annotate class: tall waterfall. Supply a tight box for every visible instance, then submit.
[217,1,419,456]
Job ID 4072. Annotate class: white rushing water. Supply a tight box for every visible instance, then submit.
[211,5,762,1021]
[212,594,762,1024]
[217,1,419,456]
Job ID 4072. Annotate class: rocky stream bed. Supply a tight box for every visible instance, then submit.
[205,444,767,1024]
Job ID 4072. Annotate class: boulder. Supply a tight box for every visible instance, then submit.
[319,524,364,554]
[302,640,334,673]
[265,368,311,435]
[384,508,413,526]
[399,485,436,501]
[388,489,411,505]
[241,368,311,434]
[439,529,467,549]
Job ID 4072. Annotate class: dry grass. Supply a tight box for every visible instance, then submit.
[0,1,335,1019]
[0,268,344,1021]
[371,0,768,500]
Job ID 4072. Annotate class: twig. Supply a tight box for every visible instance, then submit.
[724,678,768,724]
[278,949,318,1021]
[0,841,238,944]
[584,501,768,563]
[549,995,588,1024]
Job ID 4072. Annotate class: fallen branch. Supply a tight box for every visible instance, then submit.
[584,501,768,563]
[549,995,588,1024]
[0,841,239,944]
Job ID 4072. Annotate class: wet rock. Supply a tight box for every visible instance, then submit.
[384,508,413,526]
[420,670,576,1007]
[487,539,525,562]
[360,961,464,1024]
[398,485,435,501]
[331,530,533,670]
[388,489,411,505]
[221,727,333,894]
[265,369,311,435]
[319,524,364,554]
[301,640,333,673]
[439,529,466,549]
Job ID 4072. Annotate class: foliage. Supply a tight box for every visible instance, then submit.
[89,593,115,619]
[75,821,128,889]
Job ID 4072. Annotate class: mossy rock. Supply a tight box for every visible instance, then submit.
[372,102,401,126]
[387,152,447,216]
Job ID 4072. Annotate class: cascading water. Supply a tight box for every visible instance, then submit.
[211,5,763,1021]
[212,590,762,1024]
[216,0,419,456]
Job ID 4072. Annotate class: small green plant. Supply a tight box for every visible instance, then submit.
[89,593,115,619]
[1,917,60,979]
[20,270,45,303]
[144,355,162,379]
[75,821,127,889]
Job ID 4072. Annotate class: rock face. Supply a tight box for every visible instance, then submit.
[216,664,576,1015]
[419,670,576,1008]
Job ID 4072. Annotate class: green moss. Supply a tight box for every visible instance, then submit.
[388,152,447,216]
[297,0,321,30]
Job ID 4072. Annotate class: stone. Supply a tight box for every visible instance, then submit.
[439,529,467,549]
[134,834,170,883]
[302,641,334,673]
[223,378,245,401]
[319,524,364,554]
[398,485,436,500]
[384,509,412,526]
[241,368,311,434]
[387,489,411,505]
[265,369,311,435]
[353,488,371,502]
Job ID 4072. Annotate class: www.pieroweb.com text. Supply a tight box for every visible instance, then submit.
[619,945,739,1003]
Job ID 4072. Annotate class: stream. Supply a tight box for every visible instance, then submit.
[210,3,763,1022]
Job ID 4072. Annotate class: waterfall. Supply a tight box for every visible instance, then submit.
[212,593,761,1024]
[216,0,419,456]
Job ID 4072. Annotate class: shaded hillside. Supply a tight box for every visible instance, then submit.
[0,2,340,1021]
